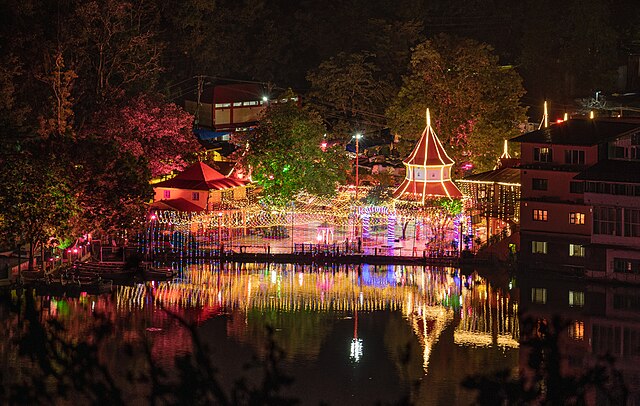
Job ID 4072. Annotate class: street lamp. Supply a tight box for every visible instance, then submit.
[354,133,362,201]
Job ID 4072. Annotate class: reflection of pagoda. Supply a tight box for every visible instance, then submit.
[393,109,462,203]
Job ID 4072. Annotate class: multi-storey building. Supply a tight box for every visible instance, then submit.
[513,118,640,280]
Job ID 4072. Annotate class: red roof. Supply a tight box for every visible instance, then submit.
[154,162,249,191]
[149,198,205,212]
[403,111,454,166]
[393,109,462,202]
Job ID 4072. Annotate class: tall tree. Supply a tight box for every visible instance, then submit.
[306,52,391,140]
[234,93,350,205]
[387,34,527,173]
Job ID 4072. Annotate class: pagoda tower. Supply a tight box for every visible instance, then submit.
[393,109,462,203]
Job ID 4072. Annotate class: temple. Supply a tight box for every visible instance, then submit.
[392,109,463,203]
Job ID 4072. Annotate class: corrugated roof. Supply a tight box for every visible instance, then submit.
[511,118,640,146]
[459,167,521,184]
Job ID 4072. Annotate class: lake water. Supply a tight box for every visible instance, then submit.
[2,262,521,404]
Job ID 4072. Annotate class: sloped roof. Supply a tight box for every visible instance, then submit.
[459,167,521,185]
[511,118,640,146]
[154,162,249,191]
[149,198,205,212]
[574,159,640,183]
[403,110,454,166]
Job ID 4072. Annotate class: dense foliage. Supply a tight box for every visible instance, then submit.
[387,34,527,172]
[234,95,350,205]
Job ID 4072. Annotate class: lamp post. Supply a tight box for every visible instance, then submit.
[355,133,362,201]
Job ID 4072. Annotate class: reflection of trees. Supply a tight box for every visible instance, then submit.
[233,308,336,362]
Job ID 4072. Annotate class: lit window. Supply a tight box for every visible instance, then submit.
[163,190,171,199]
[531,287,547,304]
[569,244,585,257]
[192,192,200,201]
[568,321,584,340]
[569,291,584,307]
[570,212,585,225]
[534,147,553,162]
[532,241,547,254]
[533,209,548,221]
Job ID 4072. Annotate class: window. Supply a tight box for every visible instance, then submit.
[569,212,585,225]
[214,102,231,108]
[568,321,584,340]
[593,206,622,236]
[569,181,584,194]
[532,178,548,190]
[569,244,585,257]
[192,192,200,201]
[534,147,553,162]
[614,258,640,274]
[569,291,585,307]
[163,190,171,199]
[532,241,548,254]
[531,288,547,304]
[533,209,548,221]
[565,149,585,165]
[232,102,243,107]
[624,208,640,237]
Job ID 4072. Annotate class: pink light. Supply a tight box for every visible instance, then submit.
[150,214,157,220]
[73,248,78,253]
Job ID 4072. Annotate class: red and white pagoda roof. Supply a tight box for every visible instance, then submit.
[393,109,463,203]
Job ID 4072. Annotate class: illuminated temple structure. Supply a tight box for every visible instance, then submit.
[393,109,463,203]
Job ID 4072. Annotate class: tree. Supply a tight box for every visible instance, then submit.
[63,136,154,236]
[387,34,527,173]
[87,93,201,178]
[234,93,350,205]
[519,0,618,106]
[306,52,392,140]
[0,148,78,269]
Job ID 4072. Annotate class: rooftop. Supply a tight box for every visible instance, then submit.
[574,159,640,183]
[511,118,640,146]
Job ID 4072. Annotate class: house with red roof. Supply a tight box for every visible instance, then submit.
[393,109,463,203]
[151,161,250,212]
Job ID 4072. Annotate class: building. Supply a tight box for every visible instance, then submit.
[513,118,640,280]
[458,141,521,245]
[392,109,463,202]
[151,161,251,212]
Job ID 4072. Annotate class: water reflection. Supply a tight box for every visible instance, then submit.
[1,263,519,404]
[519,271,640,404]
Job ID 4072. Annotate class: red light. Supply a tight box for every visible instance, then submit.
[73,248,78,253]
[556,119,564,124]
[150,214,157,220]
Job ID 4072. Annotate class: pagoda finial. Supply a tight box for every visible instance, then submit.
[426,108,431,128]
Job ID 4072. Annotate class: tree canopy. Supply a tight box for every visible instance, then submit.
[387,34,527,173]
[234,94,349,205]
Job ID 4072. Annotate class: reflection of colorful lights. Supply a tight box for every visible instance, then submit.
[350,338,363,362]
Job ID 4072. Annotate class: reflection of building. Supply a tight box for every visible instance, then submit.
[513,118,640,278]
[520,271,640,404]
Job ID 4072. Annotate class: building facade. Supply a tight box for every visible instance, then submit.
[514,118,640,281]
